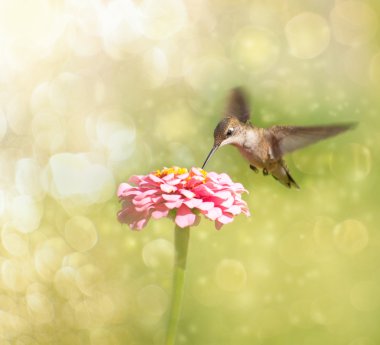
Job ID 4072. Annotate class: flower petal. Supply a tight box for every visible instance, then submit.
[175,204,198,228]
[129,175,144,184]
[132,197,152,206]
[118,206,150,230]
[193,184,214,196]
[227,205,242,215]
[184,198,203,208]
[214,190,232,200]
[196,202,214,211]
[151,206,170,219]
[215,220,223,230]
[180,189,195,199]
[132,217,150,230]
[165,200,183,209]
[117,183,134,197]
[148,174,163,183]
[217,214,234,224]
[221,196,234,208]
[161,184,177,193]
[206,207,222,220]
[162,194,182,201]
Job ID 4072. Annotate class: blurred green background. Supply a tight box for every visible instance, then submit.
[0,0,379,344]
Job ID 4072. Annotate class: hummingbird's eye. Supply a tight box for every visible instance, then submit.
[226,128,234,136]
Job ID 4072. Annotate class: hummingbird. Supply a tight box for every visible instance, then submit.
[201,87,357,189]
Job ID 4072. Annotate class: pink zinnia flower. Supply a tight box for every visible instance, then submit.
[117,167,250,230]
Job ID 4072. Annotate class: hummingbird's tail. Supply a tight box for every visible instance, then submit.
[271,162,300,189]
[284,170,300,189]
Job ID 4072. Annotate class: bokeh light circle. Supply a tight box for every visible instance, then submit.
[330,1,378,46]
[215,259,247,292]
[329,143,372,182]
[1,223,29,257]
[140,0,187,40]
[142,238,174,270]
[333,219,368,255]
[231,27,280,73]
[64,216,98,252]
[137,285,168,317]
[285,12,330,59]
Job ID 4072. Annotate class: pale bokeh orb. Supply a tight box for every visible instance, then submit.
[91,114,136,164]
[54,266,82,300]
[11,195,43,234]
[73,293,115,329]
[285,12,330,59]
[30,82,51,113]
[15,158,44,200]
[66,20,101,58]
[185,55,236,96]
[106,128,136,163]
[0,311,31,341]
[0,0,64,64]
[5,93,30,135]
[48,72,90,114]
[140,0,187,40]
[76,264,103,297]
[26,292,54,324]
[137,284,168,317]
[48,153,115,205]
[215,259,247,292]
[142,47,169,88]
[330,1,378,46]
[231,27,280,73]
[64,216,98,252]
[1,223,29,257]
[329,143,372,182]
[100,0,143,60]
[142,238,174,270]
[32,112,66,154]
[34,237,71,282]
[1,259,33,293]
[333,219,368,255]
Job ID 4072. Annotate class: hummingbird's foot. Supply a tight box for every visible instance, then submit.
[249,165,259,173]
[263,168,269,176]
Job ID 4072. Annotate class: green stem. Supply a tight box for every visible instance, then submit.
[165,226,190,345]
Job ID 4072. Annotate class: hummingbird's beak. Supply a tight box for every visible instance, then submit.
[201,144,219,169]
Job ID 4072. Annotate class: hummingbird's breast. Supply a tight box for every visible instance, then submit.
[235,128,269,168]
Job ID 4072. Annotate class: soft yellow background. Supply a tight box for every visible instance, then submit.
[0,0,379,344]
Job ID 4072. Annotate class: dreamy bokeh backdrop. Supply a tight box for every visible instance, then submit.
[0,0,379,344]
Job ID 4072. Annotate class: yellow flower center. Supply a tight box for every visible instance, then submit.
[154,167,188,178]
[196,168,208,179]
[154,167,208,180]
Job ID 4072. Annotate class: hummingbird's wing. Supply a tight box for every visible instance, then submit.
[224,87,250,123]
[270,123,357,156]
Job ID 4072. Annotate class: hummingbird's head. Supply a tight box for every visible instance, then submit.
[202,117,244,169]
